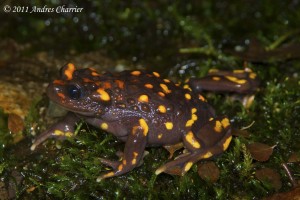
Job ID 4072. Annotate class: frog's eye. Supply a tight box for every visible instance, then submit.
[67,84,83,100]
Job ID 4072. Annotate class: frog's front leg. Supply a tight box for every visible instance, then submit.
[97,119,148,181]
[30,112,80,151]
[156,116,232,176]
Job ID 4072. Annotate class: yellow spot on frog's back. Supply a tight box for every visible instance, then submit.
[209,69,219,73]
[144,83,153,89]
[139,118,149,136]
[203,151,213,158]
[158,105,167,113]
[131,71,141,76]
[163,79,171,83]
[165,122,173,130]
[185,119,194,127]
[97,88,110,101]
[138,94,149,103]
[160,84,171,94]
[158,133,163,139]
[133,152,138,157]
[221,118,230,128]
[209,117,214,121]
[192,114,197,121]
[223,136,232,151]
[191,108,197,114]
[212,76,221,81]
[225,76,247,84]
[184,162,193,172]
[185,93,191,100]
[153,71,160,77]
[198,95,206,102]
[214,121,223,133]
[65,63,75,80]
[186,131,201,149]
[131,151,139,165]
[100,122,108,130]
[250,72,257,79]
[158,92,165,97]
[91,71,100,76]
[118,164,123,171]
[183,84,192,91]
[233,69,245,73]
[122,160,127,165]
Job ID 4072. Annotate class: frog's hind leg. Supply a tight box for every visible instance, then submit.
[155,116,232,176]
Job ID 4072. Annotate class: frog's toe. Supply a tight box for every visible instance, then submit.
[155,153,194,176]
[96,171,117,182]
[99,158,120,170]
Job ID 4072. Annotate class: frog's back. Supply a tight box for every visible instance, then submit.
[97,70,216,144]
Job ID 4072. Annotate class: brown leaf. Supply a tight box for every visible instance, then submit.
[8,114,25,143]
[232,128,251,138]
[264,186,300,200]
[288,152,300,163]
[246,142,275,162]
[8,114,24,134]
[255,168,282,191]
[197,161,220,183]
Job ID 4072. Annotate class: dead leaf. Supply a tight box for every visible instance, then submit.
[288,152,300,163]
[246,142,275,162]
[8,114,24,143]
[264,186,300,200]
[255,168,282,191]
[232,128,251,138]
[198,161,220,183]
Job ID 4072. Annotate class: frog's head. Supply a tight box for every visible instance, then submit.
[47,63,111,117]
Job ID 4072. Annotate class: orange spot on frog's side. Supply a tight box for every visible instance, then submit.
[115,80,124,89]
[144,83,153,89]
[198,94,206,102]
[158,92,165,97]
[131,71,141,76]
[57,92,66,99]
[102,82,112,89]
[53,80,65,85]
[65,63,75,80]
[82,78,94,83]
[160,84,171,94]
[153,71,160,77]
[91,71,100,76]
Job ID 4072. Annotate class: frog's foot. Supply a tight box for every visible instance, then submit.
[155,152,195,176]
[30,112,78,151]
[163,143,184,159]
[156,116,232,176]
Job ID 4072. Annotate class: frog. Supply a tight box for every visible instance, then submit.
[31,63,259,181]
